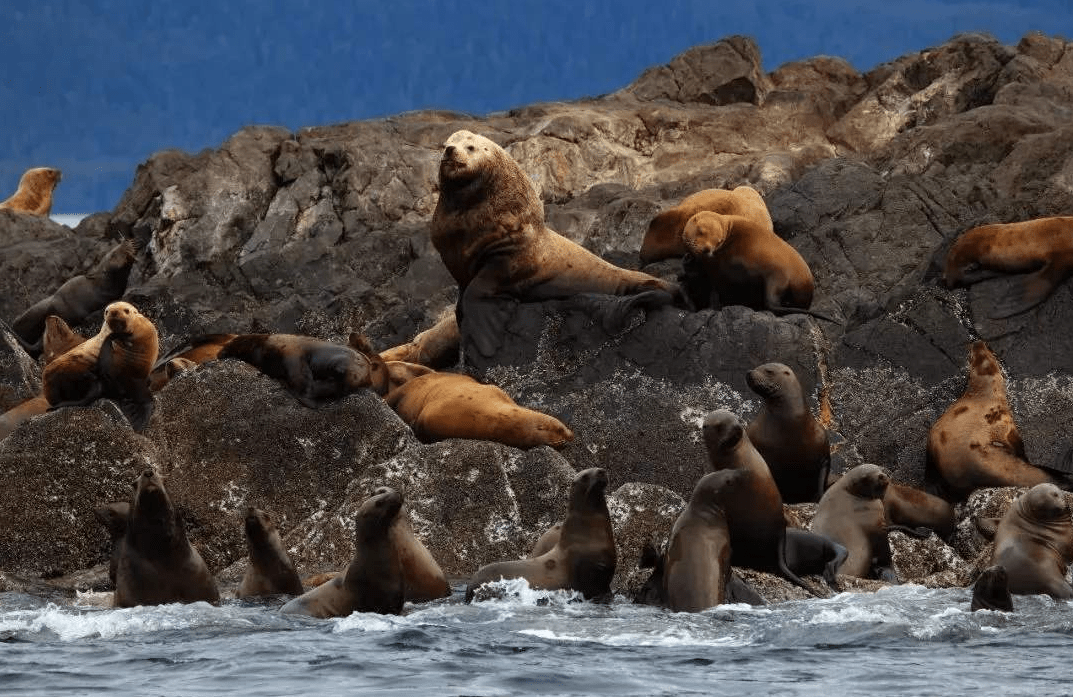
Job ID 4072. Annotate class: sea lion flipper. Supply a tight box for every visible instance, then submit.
[724,571,765,606]
[459,278,516,358]
[985,266,1062,319]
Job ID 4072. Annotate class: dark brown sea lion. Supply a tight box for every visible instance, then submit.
[745,362,829,503]
[42,301,158,431]
[641,185,773,264]
[926,341,1059,501]
[12,237,141,355]
[884,481,956,539]
[970,565,1014,612]
[114,469,220,607]
[93,501,129,585]
[218,333,388,407]
[385,371,573,449]
[0,167,61,215]
[281,488,406,617]
[379,309,460,369]
[431,130,682,357]
[811,464,897,581]
[466,467,616,601]
[943,216,1073,318]
[41,316,86,364]
[989,483,1073,599]
[238,508,304,598]
[371,486,451,602]
[701,410,816,593]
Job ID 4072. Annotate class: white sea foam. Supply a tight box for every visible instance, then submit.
[0,601,222,640]
[331,612,401,633]
[518,627,747,648]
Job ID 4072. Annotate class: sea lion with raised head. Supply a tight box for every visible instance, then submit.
[745,362,829,503]
[431,130,682,357]
[41,316,86,364]
[466,467,616,601]
[811,464,898,581]
[640,185,773,263]
[926,341,1061,501]
[0,167,61,215]
[281,488,406,617]
[989,483,1073,599]
[114,469,220,607]
[371,486,451,602]
[970,565,1014,612]
[943,216,1073,319]
[238,508,304,598]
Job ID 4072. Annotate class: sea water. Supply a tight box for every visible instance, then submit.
[2,580,1072,696]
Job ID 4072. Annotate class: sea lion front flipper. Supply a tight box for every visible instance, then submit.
[597,289,675,333]
[724,571,765,606]
[459,276,517,358]
[985,265,1063,319]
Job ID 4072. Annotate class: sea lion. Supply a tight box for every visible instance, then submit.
[528,523,563,558]
[147,357,198,392]
[12,237,142,355]
[640,185,773,263]
[989,483,1073,599]
[701,410,816,593]
[943,216,1073,318]
[0,167,61,215]
[379,309,460,369]
[385,371,573,449]
[41,316,86,364]
[93,502,130,585]
[0,395,49,441]
[811,464,897,581]
[680,211,825,317]
[281,488,406,617]
[238,508,304,598]
[147,333,236,391]
[884,481,956,539]
[970,565,1014,612]
[218,333,388,407]
[926,341,1060,501]
[431,130,682,357]
[41,301,158,431]
[383,361,435,396]
[466,467,616,601]
[371,486,451,602]
[113,469,220,607]
[745,362,829,503]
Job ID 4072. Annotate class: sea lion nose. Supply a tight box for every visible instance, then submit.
[142,469,154,478]
[444,145,456,158]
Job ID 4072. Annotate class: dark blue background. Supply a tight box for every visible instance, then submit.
[3,0,1070,213]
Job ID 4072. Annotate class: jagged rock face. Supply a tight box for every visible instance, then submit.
[0,320,40,411]
[2,33,1073,598]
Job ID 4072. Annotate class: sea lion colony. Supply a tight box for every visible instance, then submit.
[2,133,1072,615]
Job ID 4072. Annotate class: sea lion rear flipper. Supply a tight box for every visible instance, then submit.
[725,571,765,606]
[597,289,675,333]
[985,266,1062,319]
[777,529,822,597]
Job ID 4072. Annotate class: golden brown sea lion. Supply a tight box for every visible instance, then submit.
[371,486,451,602]
[431,130,682,357]
[811,464,897,581]
[0,395,49,441]
[281,488,406,617]
[114,469,220,607]
[990,483,1073,599]
[12,237,141,355]
[745,362,829,503]
[42,301,158,431]
[147,358,198,392]
[943,216,1073,318]
[218,333,388,407]
[926,341,1059,501]
[528,523,563,558]
[640,185,773,263]
[0,167,61,215]
[238,508,304,598]
[383,361,435,396]
[41,316,87,364]
[466,468,616,601]
[970,565,1014,612]
[385,371,573,449]
[884,481,956,538]
[379,309,460,369]
[93,501,129,585]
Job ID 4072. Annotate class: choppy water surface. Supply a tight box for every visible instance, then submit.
[2,581,1072,696]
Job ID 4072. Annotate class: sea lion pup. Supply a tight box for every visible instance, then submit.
[811,464,898,581]
[12,236,142,356]
[943,216,1073,319]
[371,486,451,602]
[281,488,406,618]
[0,167,61,215]
[745,362,829,504]
[0,395,49,441]
[431,130,682,358]
[147,333,236,391]
[114,469,220,607]
[42,300,158,431]
[925,341,1061,501]
[385,371,573,449]
[989,483,1073,599]
[238,508,304,598]
[218,333,388,408]
[466,467,616,602]
[379,309,460,369]
[681,211,826,318]
[93,502,130,585]
[640,185,773,263]
[41,315,86,364]
[970,565,1014,612]
[884,481,956,539]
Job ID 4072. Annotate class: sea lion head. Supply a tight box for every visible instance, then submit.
[347,333,391,396]
[1018,482,1069,522]
[355,487,404,536]
[42,315,86,364]
[746,362,799,401]
[23,167,61,189]
[244,507,277,544]
[439,130,498,184]
[682,211,730,256]
[570,467,609,511]
[691,469,745,511]
[968,341,1000,378]
[702,410,746,454]
[943,228,992,288]
[103,301,142,336]
[131,468,175,523]
[842,464,891,500]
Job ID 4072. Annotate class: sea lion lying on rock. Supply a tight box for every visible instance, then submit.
[989,483,1073,599]
[0,167,61,215]
[641,185,773,263]
[148,333,236,391]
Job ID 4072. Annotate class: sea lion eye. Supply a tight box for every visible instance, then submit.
[466,145,475,152]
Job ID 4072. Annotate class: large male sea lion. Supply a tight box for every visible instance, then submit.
[943,216,1073,318]
[745,362,829,503]
[926,341,1061,501]
[238,508,305,598]
[379,309,460,369]
[0,167,61,215]
[811,464,897,581]
[431,130,682,357]
[114,469,220,607]
[385,371,573,449]
[281,488,406,617]
[989,483,1073,599]
[640,185,773,263]
[371,486,451,602]
[466,468,616,601]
